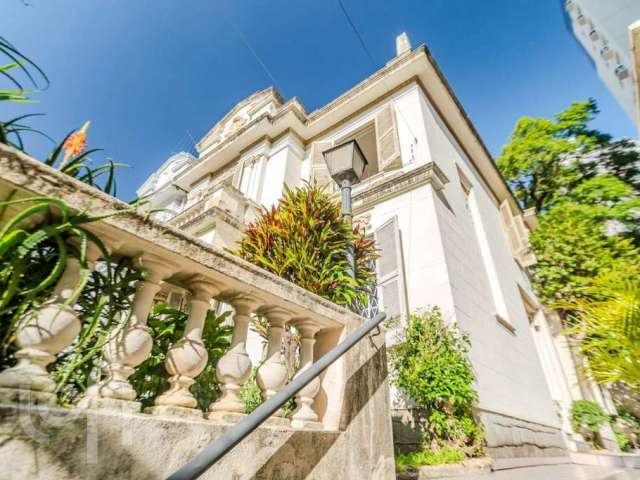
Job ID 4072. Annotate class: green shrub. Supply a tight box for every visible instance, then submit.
[390,307,483,455]
[395,446,465,473]
[614,428,630,451]
[571,400,609,447]
[238,365,297,416]
[571,400,608,433]
[236,182,378,309]
[0,195,120,372]
[613,408,640,452]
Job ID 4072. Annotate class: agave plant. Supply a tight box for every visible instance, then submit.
[557,268,640,392]
[1,36,126,195]
[43,123,126,196]
[0,36,50,149]
[0,194,123,369]
[236,181,378,310]
[0,35,48,102]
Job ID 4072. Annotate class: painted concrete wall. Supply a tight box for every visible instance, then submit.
[414,86,561,430]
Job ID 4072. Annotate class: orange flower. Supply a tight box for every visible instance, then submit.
[63,121,90,162]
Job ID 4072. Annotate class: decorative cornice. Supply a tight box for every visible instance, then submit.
[178,205,241,232]
[352,162,449,214]
[171,183,246,231]
[172,43,526,219]
[306,47,423,123]
[197,87,283,151]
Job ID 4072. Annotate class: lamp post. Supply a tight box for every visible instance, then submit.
[322,140,368,278]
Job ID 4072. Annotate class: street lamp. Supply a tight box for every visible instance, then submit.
[323,140,368,278]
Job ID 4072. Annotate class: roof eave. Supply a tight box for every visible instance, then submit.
[175,44,523,214]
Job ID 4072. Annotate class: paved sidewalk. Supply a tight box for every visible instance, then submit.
[458,464,640,480]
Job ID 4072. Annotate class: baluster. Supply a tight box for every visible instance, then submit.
[291,319,323,429]
[0,238,107,404]
[0,258,84,404]
[255,307,290,419]
[80,254,176,412]
[149,275,220,418]
[207,295,260,421]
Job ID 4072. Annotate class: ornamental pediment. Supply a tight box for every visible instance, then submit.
[197,87,284,152]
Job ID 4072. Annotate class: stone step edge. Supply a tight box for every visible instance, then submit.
[571,451,640,469]
[397,457,493,479]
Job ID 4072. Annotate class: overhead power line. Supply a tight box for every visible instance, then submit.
[221,8,286,98]
[337,0,377,67]
[336,0,419,144]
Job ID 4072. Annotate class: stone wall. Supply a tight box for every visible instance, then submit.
[0,326,394,480]
[476,409,566,460]
[391,407,568,462]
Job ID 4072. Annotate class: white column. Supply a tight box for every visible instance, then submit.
[553,329,584,401]
[152,276,220,415]
[208,296,260,418]
[291,319,322,428]
[256,307,290,416]
[532,310,575,444]
[81,254,176,410]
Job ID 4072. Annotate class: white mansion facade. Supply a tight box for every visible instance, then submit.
[138,34,618,462]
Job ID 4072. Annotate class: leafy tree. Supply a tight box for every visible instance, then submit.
[529,202,639,305]
[497,99,640,212]
[569,175,640,242]
[587,139,640,194]
[236,182,378,309]
[498,99,640,309]
[390,308,483,454]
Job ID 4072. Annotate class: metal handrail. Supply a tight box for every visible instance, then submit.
[166,311,387,480]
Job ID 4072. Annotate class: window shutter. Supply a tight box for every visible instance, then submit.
[375,104,402,171]
[499,200,536,266]
[499,200,524,254]
[518,251,537,268]
[375,216,408,326]
[309,141,334,191]
[513,215,529,245]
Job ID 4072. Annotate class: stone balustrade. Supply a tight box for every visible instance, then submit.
[0,145,359,428]
[169,181,251,230]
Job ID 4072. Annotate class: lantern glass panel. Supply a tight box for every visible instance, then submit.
[322,140,368,184]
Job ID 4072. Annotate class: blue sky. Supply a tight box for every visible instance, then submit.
[4,0,637,200]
